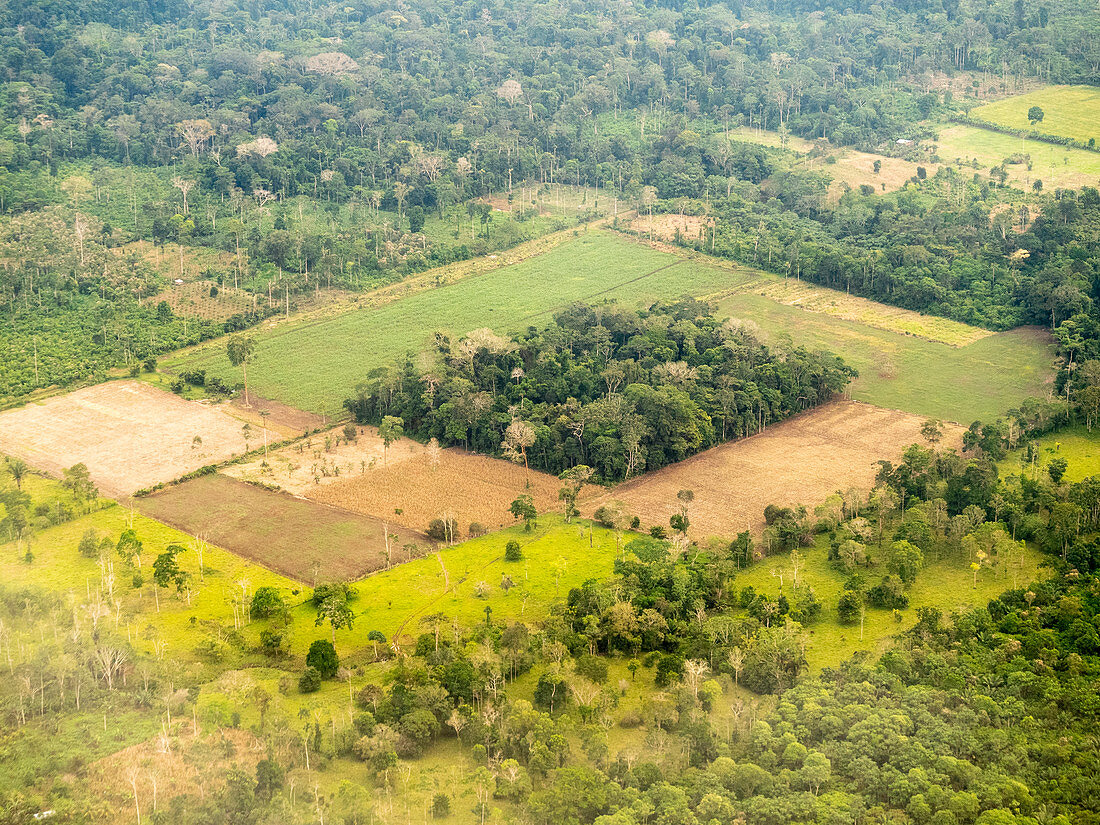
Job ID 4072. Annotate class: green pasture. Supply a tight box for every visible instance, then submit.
[935,123,1100,189]
[164,232,752,414]
[999,424,1100,483]
[970,85,1100,145]
[163,229,1054,423]
[734,537,1045,671]
[715,291,1056,423]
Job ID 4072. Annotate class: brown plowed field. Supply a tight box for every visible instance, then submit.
[0,380,251,496]
[136,474,426,583]
[308,449,561,536]
[588,400,962,540]
[225,424,561,537]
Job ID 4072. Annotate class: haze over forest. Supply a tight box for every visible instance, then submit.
[1,0,1100,823]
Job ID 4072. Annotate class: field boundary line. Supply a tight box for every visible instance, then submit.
[163,221,611,368]
[517,258,688,323]
[609,226,993,348]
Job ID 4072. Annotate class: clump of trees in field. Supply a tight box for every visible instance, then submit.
[344,300,853,481]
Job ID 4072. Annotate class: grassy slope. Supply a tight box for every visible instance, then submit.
[970,85,1100,144]
[164,232,749,413]
[716,291,1055,423]
[734,537,1045,671]
[935,123,1100,189]
[999,423,1100,483]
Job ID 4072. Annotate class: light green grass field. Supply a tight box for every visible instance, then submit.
[734,537,1045,671]
[715,292,1055,423]
[935,123,1100,189]
[999,424,1100,483]
[970,85,1100,145]
[164,232,752,414]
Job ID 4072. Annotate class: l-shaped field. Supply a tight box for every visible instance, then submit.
[165,230,1055,424]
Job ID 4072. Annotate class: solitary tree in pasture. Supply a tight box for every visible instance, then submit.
[1027,106,1044,125]
[152,545,188,611]
[316,593,355,643]
[226,334,257,407]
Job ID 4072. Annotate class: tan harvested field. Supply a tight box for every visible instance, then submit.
[727,278,993,346]
[152,279,258,322]
[310,450,561,536]
[629,214,714,244]
[136,474,427,582]
[812,150,938,201]
[589,401,963,540]
[225,424,561,536]
[0,381,253,496]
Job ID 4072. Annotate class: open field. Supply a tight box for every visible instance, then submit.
[589,401,963,539]
[167,230,1053,424]
[225,423,562,535]
[0,381,255,496]
[999,424,1100,483]
[935,123,1100,189]
[734,536,1044,671]
[136,473,426,582]
[715,292,1056,422]
[165,232,751,414]
[970,85,1100,144]
[810,150,938,201]
[719,274,993,346]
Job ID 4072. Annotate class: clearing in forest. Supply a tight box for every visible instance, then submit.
[0,381,253,496]
[135,473,426,583]
[934,123,1100,189]
[970,85,1100,145]
[224,424,561,536]
[590,401,963,539]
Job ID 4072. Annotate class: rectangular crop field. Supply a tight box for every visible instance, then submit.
[589,401,964,540]
[970,85,1100,144]
[164,232,754,414]
[715,292,1055,423]
[0,380,255,496]
[224,423,562,536]
[935,123,1100,189]
[136,473,426,582]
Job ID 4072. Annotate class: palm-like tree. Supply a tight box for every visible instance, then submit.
[6,457,28,490]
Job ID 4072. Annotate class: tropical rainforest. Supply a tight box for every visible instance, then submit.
[2,0,1100,823]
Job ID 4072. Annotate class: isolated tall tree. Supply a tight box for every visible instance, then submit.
[226,334,258,407]
[378,416,404,465]
[6,457,28,490]
[502,420,537,487]
[558,465,593,522]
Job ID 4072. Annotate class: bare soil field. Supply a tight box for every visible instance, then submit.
[309,449,561,536]
[589,401,963,540]
[136,474,426,582]
[0,381,252,496]
[629,214,714,244]
[225,424,561,536]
